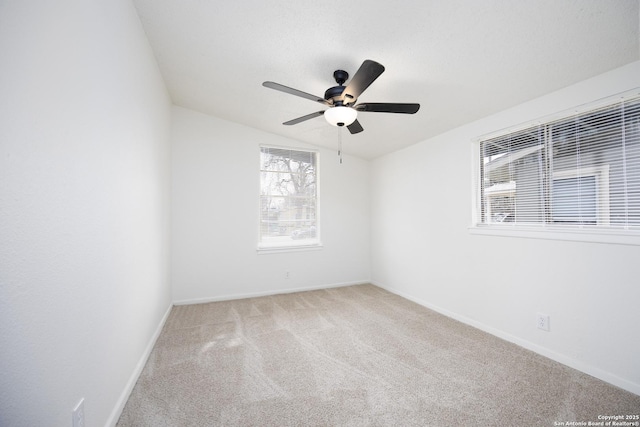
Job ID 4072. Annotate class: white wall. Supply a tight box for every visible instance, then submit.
[171,106,370,303]
[0,1,172,426]
[371,61,640,395]
[1,3,636,425]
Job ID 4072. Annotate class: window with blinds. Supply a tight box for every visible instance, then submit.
[478,93,640,232]
[259,146,319,249]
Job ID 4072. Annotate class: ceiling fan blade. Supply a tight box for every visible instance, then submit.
[283,111,325,125]
[263,81,330,106]
[341,60,385,104]
[355,103,420,114]
[347,119,364,134]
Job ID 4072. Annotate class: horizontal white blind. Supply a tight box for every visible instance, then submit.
[479,93,640,230]
[259,146,318,247]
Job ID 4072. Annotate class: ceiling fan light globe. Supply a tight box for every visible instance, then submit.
[324,106,357,127]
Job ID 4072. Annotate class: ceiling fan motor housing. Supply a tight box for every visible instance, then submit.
[324,85,347,104]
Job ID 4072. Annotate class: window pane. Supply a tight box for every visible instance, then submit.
[552,176,597,224]
[481,126,545,224]
[259,147,319,247]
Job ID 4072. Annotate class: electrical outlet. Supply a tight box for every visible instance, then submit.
[537,313,550,331]
[285,271,290,279]
[72,398,85,427]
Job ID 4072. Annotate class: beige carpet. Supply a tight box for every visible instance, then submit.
[117,284,640,426]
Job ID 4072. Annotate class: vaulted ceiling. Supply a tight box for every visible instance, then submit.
[133,0,640,159]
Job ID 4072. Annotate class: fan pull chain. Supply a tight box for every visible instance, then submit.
[338,126,343,164]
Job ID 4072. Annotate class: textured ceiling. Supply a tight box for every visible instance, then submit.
[133,0,639,159]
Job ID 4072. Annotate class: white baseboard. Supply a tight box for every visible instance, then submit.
[105,302,173,427]
[372,280,640,397]
[173,280,371,305]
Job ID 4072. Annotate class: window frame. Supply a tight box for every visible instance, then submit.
[470,89,640,246]
[257,145,322,253]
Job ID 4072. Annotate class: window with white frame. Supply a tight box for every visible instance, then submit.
[259,146,319,249]
[477,93,640,232]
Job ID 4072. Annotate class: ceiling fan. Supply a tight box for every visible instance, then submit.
[262,59,420,134]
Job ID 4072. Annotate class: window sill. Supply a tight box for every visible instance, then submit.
[257,242,323,254]
[468,225,640,246]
